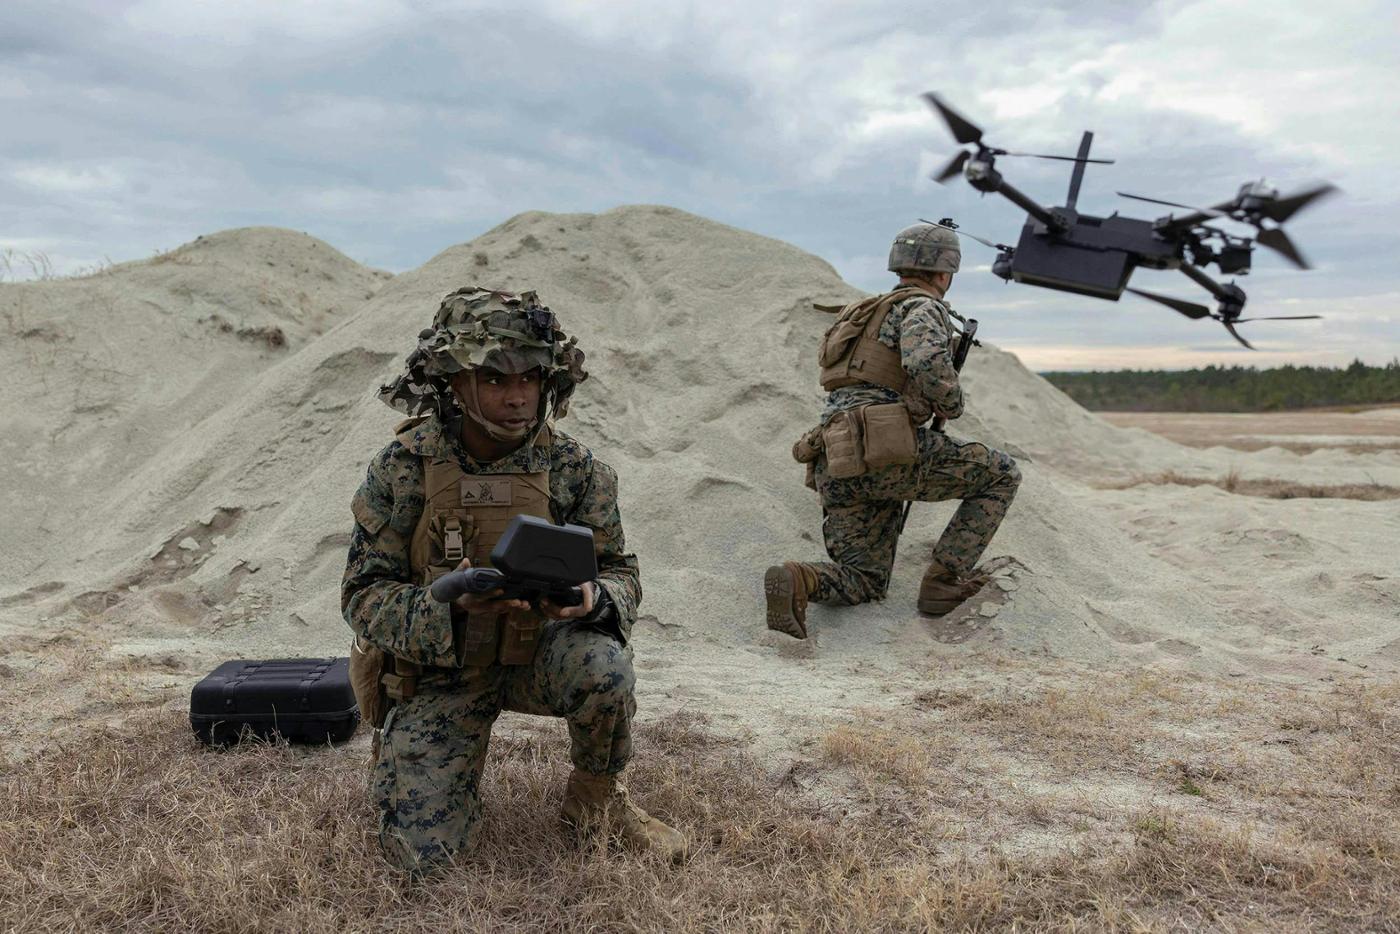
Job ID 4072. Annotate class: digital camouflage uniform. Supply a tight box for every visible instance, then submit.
[343,415,641,869]
[343,287,682,872]
[810,292,1021,605]
[767,222,1021,634]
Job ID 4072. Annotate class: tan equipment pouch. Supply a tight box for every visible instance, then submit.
[859,402,918,469]
[821,410,865,478]
[817,287,933,394]
[349,636,387,729]
[792,426,824,464]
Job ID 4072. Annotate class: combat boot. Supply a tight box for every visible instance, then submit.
[764,561,819,639]
[561,770,688,864]
[917,563,992,617]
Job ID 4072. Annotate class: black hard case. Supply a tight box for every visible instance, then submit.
[189,658,359,745]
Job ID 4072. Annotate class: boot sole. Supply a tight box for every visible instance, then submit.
[764,566,807,639]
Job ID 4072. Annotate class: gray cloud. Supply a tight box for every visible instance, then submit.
[3,0,1397,367]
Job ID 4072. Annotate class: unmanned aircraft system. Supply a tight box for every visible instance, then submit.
[924,93,1336,348]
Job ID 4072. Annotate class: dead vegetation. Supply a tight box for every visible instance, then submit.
[3,672,1398,933]
[1106,468,1400,501]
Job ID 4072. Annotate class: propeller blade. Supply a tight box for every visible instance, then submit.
[1234,315,1322,322]
[923,93,982,146]
[1003,151,1115,164]
[918,219,1013,252]
[933,150,969,183]
[1222,320,1255,350]
[1117,191,1226,217]
[1127,287,1213,320]
[1261,183,1337,223]
[1257,227,1310,269]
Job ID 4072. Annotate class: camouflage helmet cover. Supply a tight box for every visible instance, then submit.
[888,222,961,275]
[377,287,588,419]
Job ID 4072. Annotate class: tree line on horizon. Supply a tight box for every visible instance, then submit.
[1040,360,1400,412]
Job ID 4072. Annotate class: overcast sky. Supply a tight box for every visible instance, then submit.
[4,0,1397,369]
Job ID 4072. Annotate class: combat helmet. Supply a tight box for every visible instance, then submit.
[888,221,961,276]
[378,286,587,442]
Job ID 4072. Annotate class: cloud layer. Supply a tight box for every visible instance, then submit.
[4,0,1397,368]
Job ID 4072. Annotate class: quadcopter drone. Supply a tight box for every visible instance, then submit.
[923,93,1336,348]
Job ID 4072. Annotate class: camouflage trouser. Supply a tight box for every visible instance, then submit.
[810,427,1021,605]
[373,619,635,872]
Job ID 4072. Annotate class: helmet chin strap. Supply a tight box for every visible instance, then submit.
[464,371,538,442]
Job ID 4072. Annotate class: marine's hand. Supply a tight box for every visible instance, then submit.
[539,581,596,621]
[449,557,531,615]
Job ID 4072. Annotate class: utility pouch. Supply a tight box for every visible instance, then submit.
[349,637,388,729]
[498,611,543,666]
[792,426,824,464]
[821,410,865,478]
[456,612,501,667]
[859,402,918,469]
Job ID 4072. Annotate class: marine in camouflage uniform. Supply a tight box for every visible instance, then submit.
[343,287,685,872]
[766,223,1021,637]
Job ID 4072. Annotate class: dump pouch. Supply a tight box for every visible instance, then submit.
[349,637,388,729]
[792,426,824,464]
[821,410,865,478]
[859,402,918,469]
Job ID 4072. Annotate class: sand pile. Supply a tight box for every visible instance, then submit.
[2,206,1395,752]
[0,229,388,583]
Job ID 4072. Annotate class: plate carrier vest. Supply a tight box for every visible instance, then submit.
[374,417,556,712]
[818,287,936,393]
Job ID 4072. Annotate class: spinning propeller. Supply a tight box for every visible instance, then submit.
[924,94,1114,183]
[1126,287,1321,349]
[1118,182,1337,270]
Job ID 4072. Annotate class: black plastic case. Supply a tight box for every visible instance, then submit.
[189,658,359,746]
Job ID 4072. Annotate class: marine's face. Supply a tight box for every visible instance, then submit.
[452,366,543,431]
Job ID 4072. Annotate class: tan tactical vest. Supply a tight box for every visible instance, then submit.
[818,287,934,393]
[403,417,554,668]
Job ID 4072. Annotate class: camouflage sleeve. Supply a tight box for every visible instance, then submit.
[341,444,459,667]
[896,297,964,420]
[565,457,642,643]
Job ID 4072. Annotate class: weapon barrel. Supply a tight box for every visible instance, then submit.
[932,318,978,432]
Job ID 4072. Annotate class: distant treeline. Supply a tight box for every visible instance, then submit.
[1041,360,1400,412]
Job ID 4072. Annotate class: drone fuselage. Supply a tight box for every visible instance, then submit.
[1005,211,1180,300]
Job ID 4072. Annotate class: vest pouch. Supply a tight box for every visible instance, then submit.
[349,636,388,729]
[792,426,824,464]
[818,305,876,368]
[821,410,865,478]
[455,620,498,667]
[498,611,543,666]
[859,402,918,469]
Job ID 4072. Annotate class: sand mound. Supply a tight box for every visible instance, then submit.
[2,206,1396,753]
[0,228,387,583]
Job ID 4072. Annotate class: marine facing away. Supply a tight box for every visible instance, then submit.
[766,222,1022,637]
[342,286,685,872]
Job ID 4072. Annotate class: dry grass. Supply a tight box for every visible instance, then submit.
[1106,469,1400,501]
[4,680,1399,933]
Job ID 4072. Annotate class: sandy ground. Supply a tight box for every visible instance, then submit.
[1,207,1397,877]
[1102,407,1400,453]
